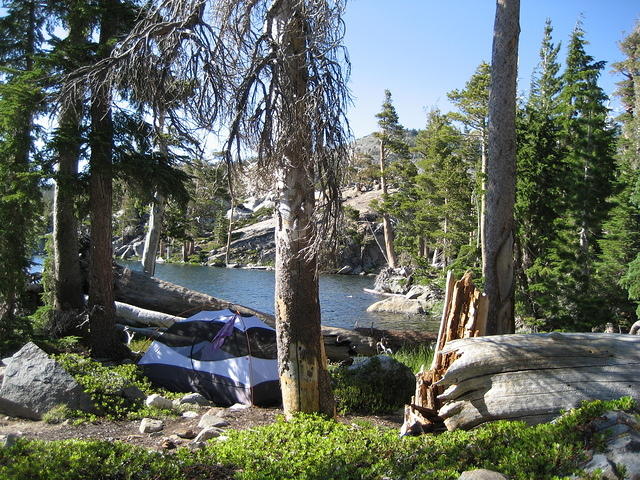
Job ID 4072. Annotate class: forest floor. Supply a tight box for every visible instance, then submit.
[0,406,404,451]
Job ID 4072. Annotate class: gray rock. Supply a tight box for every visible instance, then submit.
[145,394,173,410]
[367,297,425,315]
[0,342,93,420]
[139,418,164,434]
[193,427,224,443]
[0,433,19,448]
[179,393,211,406]
[458,470,507,480]
[405,285,428,299]
[580,410,640,480]
[228,403,250,411]
[198,409,230,429]
[182,411,199,419]
[374,266,413,294]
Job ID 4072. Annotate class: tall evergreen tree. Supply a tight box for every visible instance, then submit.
[611,22,640,323]
[448,62,490,249]
[48,0,93,318]
[0,0,46,332]
[552,22,617,329]
[411,109,475,268]
[515,19,564,321]
[374,90,409,268]
[87,0,135,359]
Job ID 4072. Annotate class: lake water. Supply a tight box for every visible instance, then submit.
[119,260,439,332]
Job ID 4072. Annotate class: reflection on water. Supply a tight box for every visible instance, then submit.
[119,260,439,332]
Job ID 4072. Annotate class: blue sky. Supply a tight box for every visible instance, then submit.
[2,1,637,141]
[344,0,640,138]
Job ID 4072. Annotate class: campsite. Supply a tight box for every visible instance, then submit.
[2,0,640,478]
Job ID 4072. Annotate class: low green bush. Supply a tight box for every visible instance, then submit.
[1,397,633,480]
[329,356,415,414]
[53,353,178,420]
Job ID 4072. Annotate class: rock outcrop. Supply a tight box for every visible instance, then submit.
[0,342,94,419]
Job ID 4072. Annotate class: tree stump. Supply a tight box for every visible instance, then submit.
[401,271,488,435]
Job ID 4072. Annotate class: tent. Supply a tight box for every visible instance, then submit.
[138,309,281,406]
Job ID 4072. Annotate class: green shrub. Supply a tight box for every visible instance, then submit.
[0,439,183,480]
[54,353,176,420]
[0,398,635,480]
[329,356,415,414]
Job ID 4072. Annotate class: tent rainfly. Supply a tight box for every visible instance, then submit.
[138,309,281,406]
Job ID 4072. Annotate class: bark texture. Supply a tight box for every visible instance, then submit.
[482,0,520,335]
[52,7,86,313]
[272,0,334,418]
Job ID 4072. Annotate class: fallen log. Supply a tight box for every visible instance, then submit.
[112,267,376,361]
[114,266,269,321]
[437,333,640,430]
[115,301,181,328]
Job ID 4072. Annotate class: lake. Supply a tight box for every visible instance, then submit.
[119,260,439,332]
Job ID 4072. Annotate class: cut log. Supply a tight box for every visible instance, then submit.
[437,333,640,430]
[112,266,376,361]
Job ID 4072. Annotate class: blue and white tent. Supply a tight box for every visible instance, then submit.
[138,309,281,406]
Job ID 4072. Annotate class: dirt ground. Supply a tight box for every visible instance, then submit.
[0,406,404,451]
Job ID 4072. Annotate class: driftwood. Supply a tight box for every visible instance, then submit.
[437,333,640,430]
[113,266,376,360]
[401,271,488,435]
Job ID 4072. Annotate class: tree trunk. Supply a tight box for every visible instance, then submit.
[87,0,129,359]
[482,0,520,335]
[53,101,84,312]
[225,171,234,267]
[379,139,398,268]
[141,191,166,275]
[141,113,168,276]
[272,0,334,418]
[52,11,85,314]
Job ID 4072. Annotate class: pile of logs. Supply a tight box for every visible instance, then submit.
[402,270,640,434]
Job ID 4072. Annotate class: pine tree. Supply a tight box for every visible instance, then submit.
[48,0,93,318]
[411,109,475,269]
[611,21,640,324]
[527,22,618,330]
[0,0,46,333]
[554,22,617,329]
[515,19,564,321]
[448,62,490,249]
[374,90,409,268]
